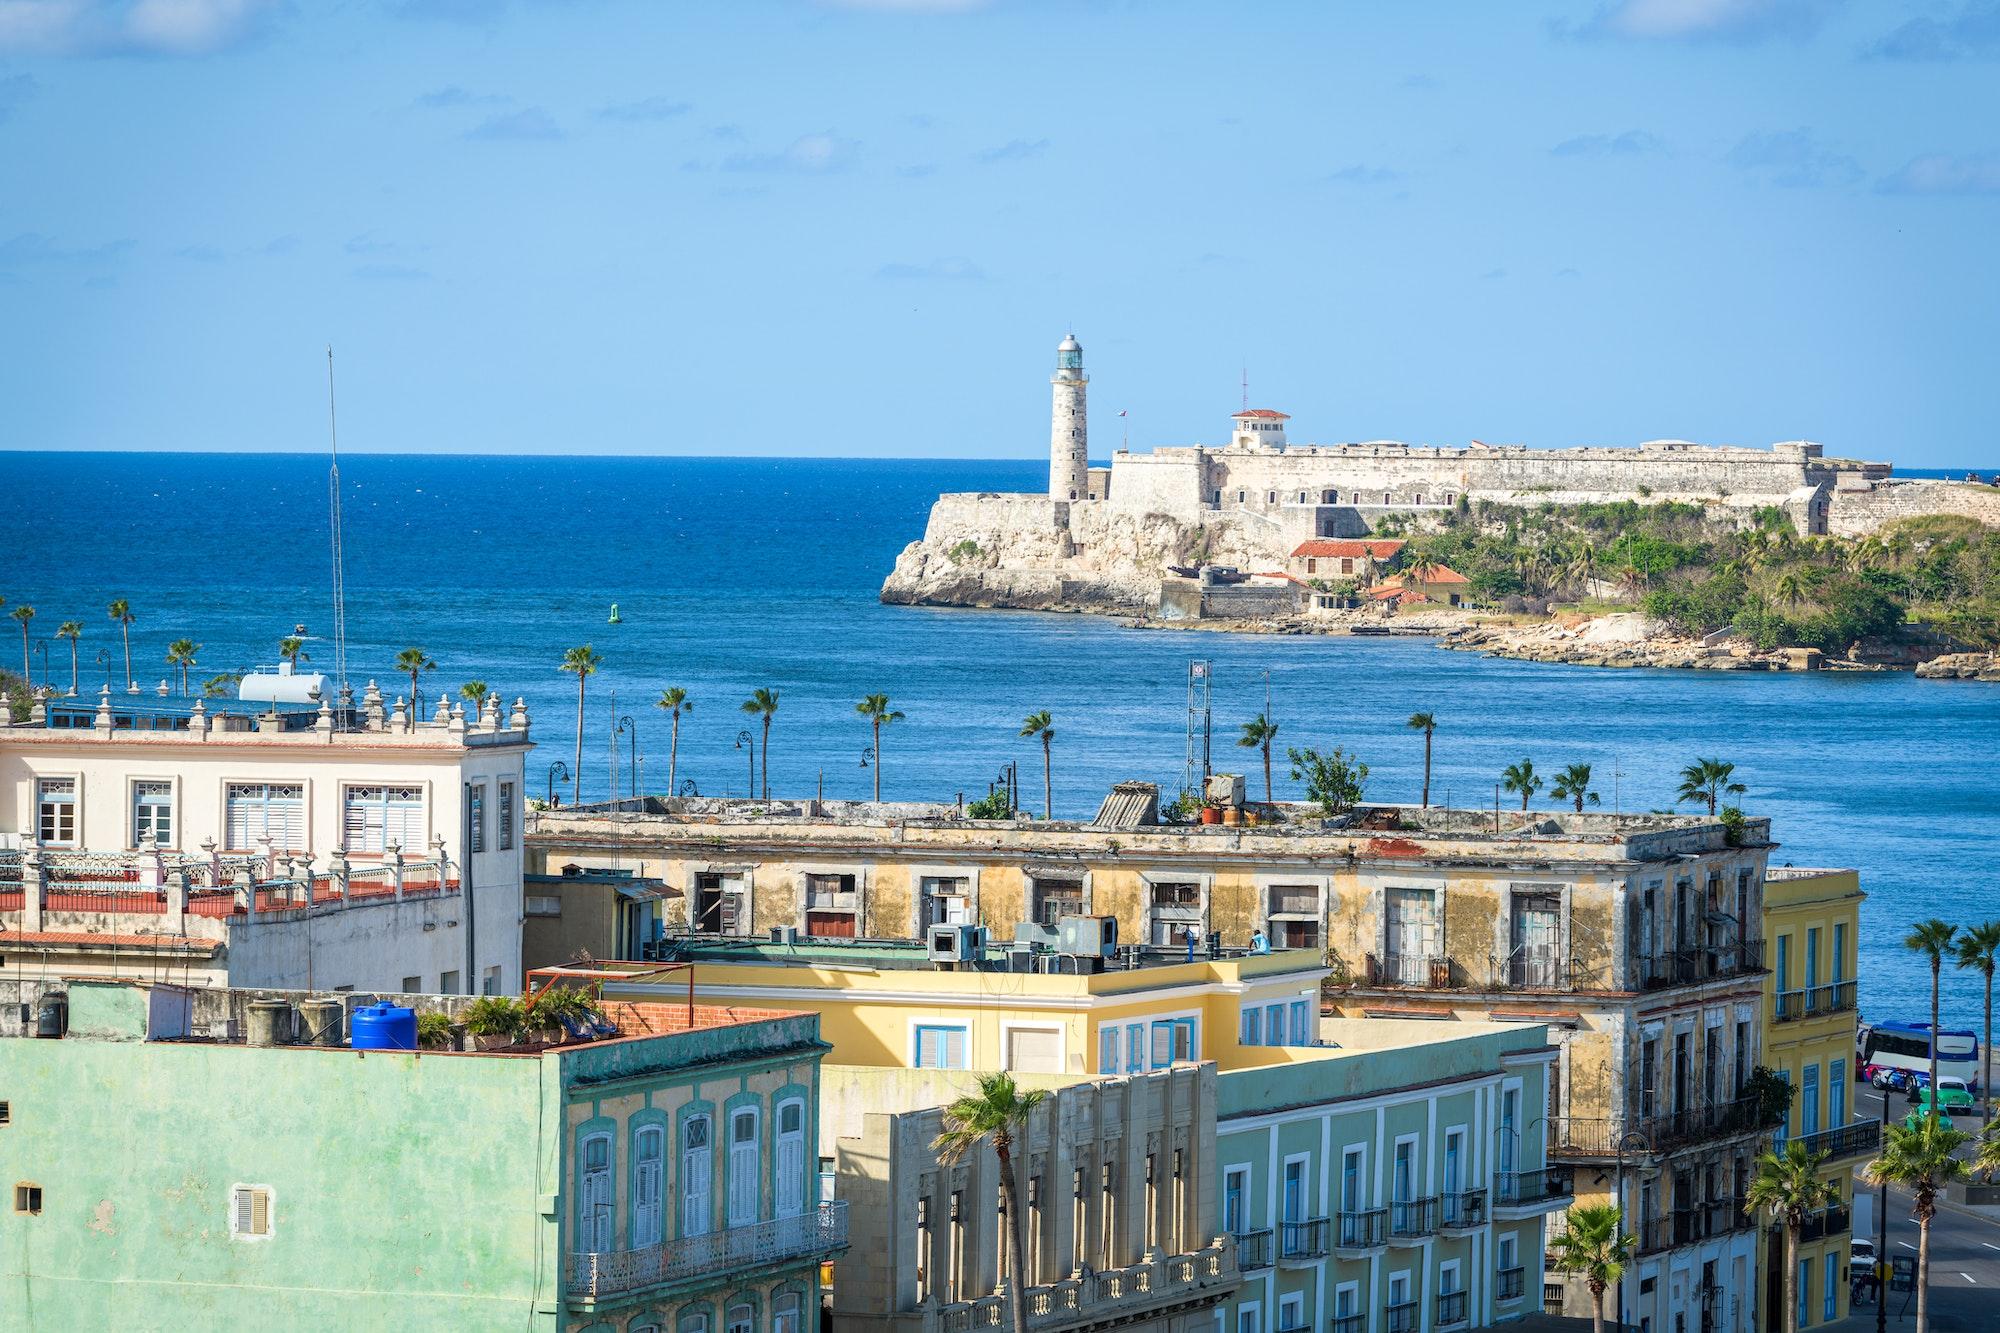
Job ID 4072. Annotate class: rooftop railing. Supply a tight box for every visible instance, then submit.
[569,1201,846,1302]
[936,1240,1236,1333]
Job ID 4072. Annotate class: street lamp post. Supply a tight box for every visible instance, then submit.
[615,714,637,806]
[735,730,754,798]
[96,648,110,694]
[546,761,570,810]
[33,643,48,695]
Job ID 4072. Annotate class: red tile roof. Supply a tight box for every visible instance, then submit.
[1378,564,1470,587]
[1291,539,1405,560]
[1232,409,1290,420]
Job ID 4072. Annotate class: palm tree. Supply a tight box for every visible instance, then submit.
[1550,762,1600,813]
[165,638,199,695]
[1954,921,2000,1129]
[931,1073,1050,1333]
[1866,1117,1970,1333]
[1406,712,1437,806]
[1907,919,1959,1117]
[202,672,243,699]
[1548,1202,1635,1333]
[460,680,489,710]
[740,687,779,800]
[55,621,82,695]
[1501,758,1542,811]
[1676,758,1746,815]
[279,636,310,667]
[107,599,135,691]
[1405,555,1444,587]
[1020,711,1055,819]
[1237,714,1279,803]
[655,687,692,798]
[10,605,33,688]
[394,648,436,731]
[560,646,603,804]
[1773,568,1810,608]
[855,693,905,802]
[1745,1142,1840,1333]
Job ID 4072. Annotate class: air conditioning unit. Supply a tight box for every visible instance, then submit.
[1057,914,1118,960]
[928,923,984,963]
[771,926,799,945]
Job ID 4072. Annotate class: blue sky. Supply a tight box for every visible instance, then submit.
[1,0,1996,467]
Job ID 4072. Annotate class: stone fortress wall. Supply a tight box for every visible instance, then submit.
[880,333,1982,614]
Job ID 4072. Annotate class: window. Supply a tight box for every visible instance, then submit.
[1031,876,1083,925]
[35,778,77,846]
[14,1183,41,1215]
[498,781,515,850]
[467,783,486,854]
[1776,933,1790,992]
[777,1099,806,1217]
[1265,1002,1285,1044]
[230,1185,272,1238]
[1831,1059,1848,1126]
[1824,1249,1838,1320]
[579,1133,614,1252]
[0,1102,9,1124]
[525,894,562,916]
[482,966,500,996]
[440,969,460,994]
[1798,1257,1811,1331]
[920,875,970,928]
[1289,1000,1310,1045]
[1240,1006,1261,1046]
[1005,1027,1061,1074]
[1801,1064,1821,1137]
[678,1316,708,1333]
[131,780,173,846]
[1126,1022,1144,1072]
[1223,1166,1250,1234]
[226,782,304,850]
[1806,926,1820,990]
[916,1025,968,1069]
[726,1302,753,1333]
[682,1116,713,1237]
[773,1294,802,1333]
[1100,1025,1120,1074]
[633,1125,665,1247]
[727,1108,761,1226]
[400,975,420,993]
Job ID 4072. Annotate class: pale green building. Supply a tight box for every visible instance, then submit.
[0,978,844,1332]
[1213,1019,1570,1333]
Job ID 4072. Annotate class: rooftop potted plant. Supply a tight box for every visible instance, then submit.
[416,1009,457,1052]
[462,995,525,1050]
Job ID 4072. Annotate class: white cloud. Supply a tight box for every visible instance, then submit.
[722,132,859,174]
[1724,128,1862,188]
[0,0,274,55]
[1572,0,1837,44]
[1877,153,2000,195]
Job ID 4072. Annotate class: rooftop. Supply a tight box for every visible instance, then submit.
[1290,538,1405,559]
[630,931,1320,982]
[1233,408,1290,420]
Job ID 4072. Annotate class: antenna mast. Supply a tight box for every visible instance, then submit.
[326,347,351,712]
[1241,367,1248,411]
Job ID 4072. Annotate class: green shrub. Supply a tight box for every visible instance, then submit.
[463,995,525,1039]
[416,1010,456,1050]
[966,790,1013,820]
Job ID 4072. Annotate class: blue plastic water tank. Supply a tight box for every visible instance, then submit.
[350,1003,417,1051]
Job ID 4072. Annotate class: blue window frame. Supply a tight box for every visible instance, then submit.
[1099,1026,1119,1074]
[914,1025,968,1069]
[1289,1000,1309,1045]
[1127,1023,1144,1071]
[1241,1007,1261,1046]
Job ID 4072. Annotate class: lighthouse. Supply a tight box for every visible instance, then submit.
[1049,332,1088,501]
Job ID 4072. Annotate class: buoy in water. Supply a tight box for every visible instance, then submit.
[608,603,622,624]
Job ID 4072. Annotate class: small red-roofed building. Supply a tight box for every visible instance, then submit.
[1288,537,1407,582]
[1373,562,1472,608]
[1229,408,1291,450]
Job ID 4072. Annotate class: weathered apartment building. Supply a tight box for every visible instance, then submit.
[0,685,530,996]
[531,786,1780,1332]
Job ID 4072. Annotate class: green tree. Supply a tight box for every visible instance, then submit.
[1907,919,1959,1119]
[1550,763,1600,813]
[1019,711,1055,819]
[10,605,34,688]
[1548,1202,1635,1333]
[930,1073,1051,1333]
[1744,1142,1839,1333]
[165,637,199,696]
[1236,714,1280,804]
[1954,921,2000,1130]
[1773,568,1810,608]
[1501,758,1542,810]
[107,598,135,692]
[202,672,244,699]
[1286,745,1368,817]
[1676,758,1746,815]
[740,687,780,801]
[1406,712,1436,807]
[655,687,691,799]
[279,636,310,667]
[55,620,82,695]
[1866,1118,1970,1333]
[856,693,905,803]
[559,646,603,804]
[394,647,436,732]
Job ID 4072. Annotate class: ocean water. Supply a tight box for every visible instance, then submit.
[1,451,1995,1023]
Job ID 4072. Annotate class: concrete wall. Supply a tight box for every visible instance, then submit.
[1824,478,2000,537]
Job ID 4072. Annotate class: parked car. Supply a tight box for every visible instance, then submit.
[1903,1107,1957,1132]
[1914,1076,1977,1115]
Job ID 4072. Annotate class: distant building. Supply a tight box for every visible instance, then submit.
[1758,867,1872,1330]
[2,976,844,1331]
[524,864,674,972]
[1371,563,1472,608]
[1289,538,1405,582]
[0,683,531,996]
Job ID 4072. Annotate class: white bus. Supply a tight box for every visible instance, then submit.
[1860,1021,1980,1094]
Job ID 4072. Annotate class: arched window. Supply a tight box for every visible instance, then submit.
[725,1303,754,1333]
[727,1108,761,1226]
[682,1115,713,1237]
[773,1293,803,1333]
[633,1125,665,1247]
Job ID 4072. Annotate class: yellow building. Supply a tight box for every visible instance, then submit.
[1759,867,1873,1330]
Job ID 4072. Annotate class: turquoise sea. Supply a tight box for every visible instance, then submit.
[1,452,1995,1023]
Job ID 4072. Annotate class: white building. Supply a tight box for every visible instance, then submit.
[0,680,530,997]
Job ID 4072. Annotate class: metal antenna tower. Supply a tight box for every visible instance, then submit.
[325,347,351,712]
[1180,660,1213,794]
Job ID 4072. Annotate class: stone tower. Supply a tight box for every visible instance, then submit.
[1049,332,1088,501]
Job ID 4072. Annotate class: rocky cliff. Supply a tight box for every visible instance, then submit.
[880,493,1290,613]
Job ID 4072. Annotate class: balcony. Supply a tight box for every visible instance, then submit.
[1800,1202,1852,1243]
[1334,1208,1387,1252]
[1494,948,1575,991]
[937,1242,1237,1333]
[1497,1266,1526,1302]
[1639,940,1765,991]
[1439,1188,1487,1229]
[1233,1228,1273,1271]
[1774,989,1806,1023]
[1331,1317,1364,1333]
[1366,950,1453,988]
[1278,1217,1328,1262]
[1436,1290,1469,1327]
[1388,1196,1439,1242]
[1789,1118,1881,1161]
[1808,980,1858,1016]
[1494,1167,1574,1212]
[1549,1098,1766,1160]
[1703,1196,1755,1238]
[1635,1197,1755,1257]
[568,1201,847,1303]
[1386,1299,1421,1333]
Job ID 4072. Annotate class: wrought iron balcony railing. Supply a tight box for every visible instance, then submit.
[1494,1168,1574,1209]
[1788,1118,1881,1161]
[1549,1097,1766,1159]
[937,1242,1238,1333]
[1808,980,1858,1016]
[1639,940,1765,990]
[1278,1216,1327,1261]
[1800,1203,1852,1243]
[1232,1228,1273,1271]
[1388,1196,1439,1240]
[1439,1188,1487,1228]
[1334,1208,1387,1250]
[568,1201,847,1300]
[1330,1317,1364,1333]
[1365,950,1454,988]
[1386,1299,1421,1333]
[1497,1265,1526,1301]
[1436,1290,1469,1326]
